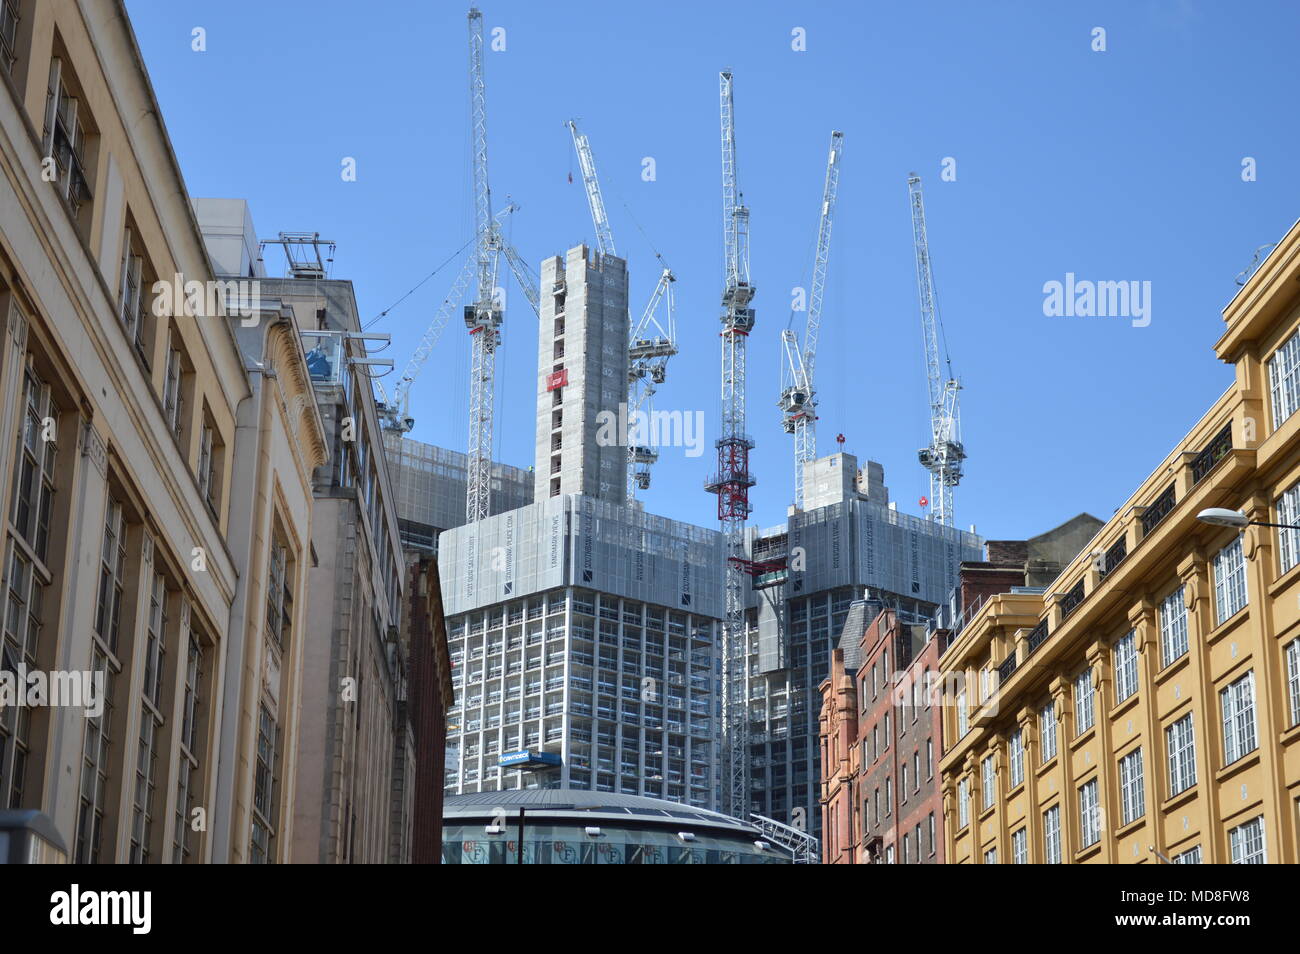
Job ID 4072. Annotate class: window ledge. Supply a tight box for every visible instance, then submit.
[1280,722,1300,748]
[1035,754,1059,778]
[1215,749,1260,783]
[1206,609,1250,647]
[1007,780,1026,800]
[1114,815,1147,839]
[1154,652,1190,686]
[1074,841,1102,862]
[1108,692,1141,721]
[1161,785,1199,813]
[1070,724,1097,752]
[1267,559,1300,598]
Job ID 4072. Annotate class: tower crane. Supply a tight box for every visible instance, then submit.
[626,263,676,496]
[907,173,965,527]
[705,70,756,818]
[464,5,503,523]
[779,131,843,509]
[565,118,678,498]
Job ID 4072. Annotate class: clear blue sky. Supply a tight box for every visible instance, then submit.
[126,0,1300,541]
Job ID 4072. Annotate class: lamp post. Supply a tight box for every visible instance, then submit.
[1196,507,1300,531]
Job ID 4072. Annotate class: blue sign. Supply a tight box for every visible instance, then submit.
[499,750,562,769]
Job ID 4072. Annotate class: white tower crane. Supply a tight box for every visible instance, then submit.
[779,131,843,509]
[907,173,965,527]
[705,70,755,818]
[464,6,503,523]
[565,118,678,499]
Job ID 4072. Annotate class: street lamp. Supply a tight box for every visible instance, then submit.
[1196,507,1300,531]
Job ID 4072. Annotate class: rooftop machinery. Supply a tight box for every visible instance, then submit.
[704,71,755,818]
[779,131,843,510]
[565,119,678,500]
[907,173,965,527]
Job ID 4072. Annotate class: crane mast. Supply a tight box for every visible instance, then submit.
[464,6,503,523]
[566,120,616,259]
[907,173,965,527]
[626,265,676,497]
[779,131,843,509]
[706,70,755,818]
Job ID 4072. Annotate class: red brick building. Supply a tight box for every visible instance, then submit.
[820,604,944,863]
[405,554,455,863]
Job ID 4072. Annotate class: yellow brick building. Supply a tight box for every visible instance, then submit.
[940,219,1300,864]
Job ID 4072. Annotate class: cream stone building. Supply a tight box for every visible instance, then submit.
[940,218,1300,864]
[0,0,325,862]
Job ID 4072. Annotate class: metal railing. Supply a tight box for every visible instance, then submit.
[1191,423,1233,485]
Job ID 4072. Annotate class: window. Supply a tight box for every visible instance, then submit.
[1166,713,1197,797]
[198,420,219,513]
[117,225,152,362]
[1159,586,1188,666]
[1,0,20,74]
[1011,827,1028,864]
[1113,631,1138,702]
[981,755,995,810]
[912,750,920,792]
[885,844,894,865]
[76,645,116,863]
[927,812,935,855]
[1213,536,1248,625]
[1009,729,1025,788]
[1040,701,1058,763]
[1173,845,1201,864]
[1221,671,1257,765]
[883,710,890,744]
[173,631,203,863]
[885,777,892,816]
[1268,327,1300,429]
[1228,816,1266,864]
[956,688,969,738]
[1118,748,1144,825]
[0,543,48,809]
[163,336,184,439]
[1074,667,1095,734]
[983,847,997,864]
[1287,639,1300,728]
[251,703,278,863]
[11,366,59,561]
[1079,779,1100,847]
[42,57,93,222]
[902,832,910,864]
[957,777,970,828]
[1043,805,1062,863]
[1278,481,1300,573]
[901,763,908,802]
[93,498,127,655]
[926,738,933,779]
[264,540,293,650]
[873,788,879,824]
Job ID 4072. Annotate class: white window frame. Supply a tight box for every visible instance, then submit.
[1114,630,1138,701]
[1079,779,1100,847]
[1159,586,1188,667]
[1173,845,1201,864]
[1213,536,1248,625]
[1043,805,1062,864]
[1040,701,1058,763]
[1118,748,1145,825]
[1221,670,1258,765]
[1268,327,1300,430]
[981,755,995,810]
[1009,728,1024,788]
[957,777,970,828]
[1286,639,1300,728]
[1166,713,1197,796]
[1277,480,1300,573]
[1074,667,1095,735]
[1011,827,1027,864]
[1228,816,1266,864]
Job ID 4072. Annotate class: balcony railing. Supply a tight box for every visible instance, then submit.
[1140,485,1177,536]
[1026,620,1051,655]
[996,653,1018,683]
[1058,580,1085,618]
[1191,423,1233,485]
[1101,537,1127,577]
